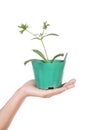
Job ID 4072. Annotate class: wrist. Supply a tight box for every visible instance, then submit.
[17,87,28,99]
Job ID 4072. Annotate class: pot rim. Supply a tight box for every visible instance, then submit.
[32,59,64,64]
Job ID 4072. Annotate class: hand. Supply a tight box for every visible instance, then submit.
[21,79,76,98]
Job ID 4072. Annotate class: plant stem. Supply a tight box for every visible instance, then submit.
[41,39,49,61]
[26,29,49,61]
[26,30,37,37]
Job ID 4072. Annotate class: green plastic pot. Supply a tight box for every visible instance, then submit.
[32,54,67,89]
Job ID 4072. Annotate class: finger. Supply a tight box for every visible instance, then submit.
[66,79,76,85]
[62,79,76,89]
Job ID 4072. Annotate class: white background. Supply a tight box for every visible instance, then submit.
[0,0,91,129]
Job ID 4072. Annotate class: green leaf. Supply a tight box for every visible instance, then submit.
[42,21,50,30]
[33,49,47,62]
[24,59,32,65]
[18,24,28,34]
[18,24,28,29]
[46,33,59,36]
[31,37,40,40]
[43,33,59,39]
[51,53,64,63]
[24,59,39,65]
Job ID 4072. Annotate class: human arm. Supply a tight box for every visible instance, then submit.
[0,79,76,130]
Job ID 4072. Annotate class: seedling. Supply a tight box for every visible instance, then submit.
[18,21,64,64]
